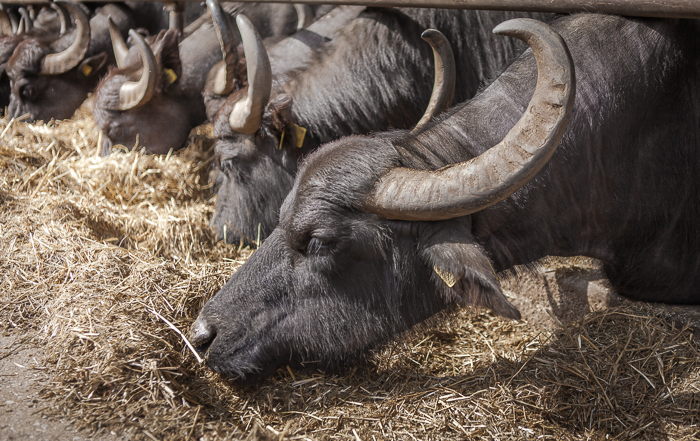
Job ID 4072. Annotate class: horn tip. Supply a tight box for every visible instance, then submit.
[421,28,448,46]
[421,28,440,40]
[492,18,541,37]
[235,14,252,29]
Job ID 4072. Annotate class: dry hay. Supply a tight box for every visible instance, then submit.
[1,109,700,441]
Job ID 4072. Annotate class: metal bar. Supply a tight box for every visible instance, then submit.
[164,1,185,32]
[1,0,700,19]
[243,0,700,18]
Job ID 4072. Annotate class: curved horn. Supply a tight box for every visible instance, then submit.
[0,10,12,36]
[51,2,69,35]
[411,29,455,134]
[364,18,575,221]
[294,4,314,30]
[115,30,158,110]
[40,0,90,75]
[18,8,32,32]
[228,14,271,134]
[16,14,26,35]
[207,0,239,95]
[108,16,129,68]
[9,9,19,35]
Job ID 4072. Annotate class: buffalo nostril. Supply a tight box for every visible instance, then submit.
[190,318,216,352]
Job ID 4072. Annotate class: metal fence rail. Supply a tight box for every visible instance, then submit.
[2,0,700,19]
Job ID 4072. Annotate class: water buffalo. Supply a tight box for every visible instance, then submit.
[209,7,552,247]
[92,1,322,156]
[192,13,700,379]
[5,1,137,122]
[0,5,67,112]
[201,2,359,122]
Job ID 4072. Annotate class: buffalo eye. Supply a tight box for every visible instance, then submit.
[20,84,34,99]
[219,157,235,174]
[108,125,123,140]
[306,236,333,255]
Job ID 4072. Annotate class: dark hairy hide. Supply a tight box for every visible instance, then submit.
[287,8,551,141]
[395,14,700,303]
[211,8,553,244]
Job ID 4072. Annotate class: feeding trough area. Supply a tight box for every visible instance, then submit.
[1,105,699,440]
[2,0,700,438]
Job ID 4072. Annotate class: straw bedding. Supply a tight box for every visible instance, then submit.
[1,108,699,440]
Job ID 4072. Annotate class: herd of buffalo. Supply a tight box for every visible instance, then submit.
[3,0,700,379]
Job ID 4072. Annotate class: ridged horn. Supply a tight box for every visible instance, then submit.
[294,4,314,30]
[0,10,12,36]
[411,29,455,134]
[18,8,32,32]
[115,30,158,110]
[40,0,90,75]
[228,14,271,134]
[364,18,575,221]
[9,9,19,35]
[207,0,239,95]
[16,14,26,35]
[51,2,69,35]
[108,16,128,68]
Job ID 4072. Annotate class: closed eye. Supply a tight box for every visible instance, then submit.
[20,84,34,99]
[219,157,236,174]
[306,236,334,255]
[108,124,124,139]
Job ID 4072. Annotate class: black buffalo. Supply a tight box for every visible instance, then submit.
[191,13,700,379]
[0,4,69,112]
[201,3,357,123]
[6,1,136,122]
[92,1,324,156]
[210,7,552,246]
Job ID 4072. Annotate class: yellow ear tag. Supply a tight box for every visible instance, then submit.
[163,68,178,85]
[81,64,93,76]
[434,266,458,288]
[292,124,307,148]
[278,128,285,149]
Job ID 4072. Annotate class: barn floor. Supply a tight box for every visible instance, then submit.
[1,108,699,440]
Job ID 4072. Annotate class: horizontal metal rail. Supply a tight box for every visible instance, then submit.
[2,0,700,19]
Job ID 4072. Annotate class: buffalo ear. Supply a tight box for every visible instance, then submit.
[419,220,521,320]
[262,94,298,143]
[153,28,181,88]
[78,52,107,77]
[265,93,293,133]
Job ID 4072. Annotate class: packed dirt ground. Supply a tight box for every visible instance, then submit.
[1,106,699,440]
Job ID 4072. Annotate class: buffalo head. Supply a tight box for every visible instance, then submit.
[208,14,291,246]
[93,0,239,156]
[0,28,24,112]
[0,4,72,113]
[92,25,194,155]
[7,1,108,122]
[190,18,575,378]
[208,14,455,248]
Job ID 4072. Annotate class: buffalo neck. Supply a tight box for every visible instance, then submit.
[394,15,700,278]
[86,5,132,64]
[283,8,552,147]
[176,20,221,99]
